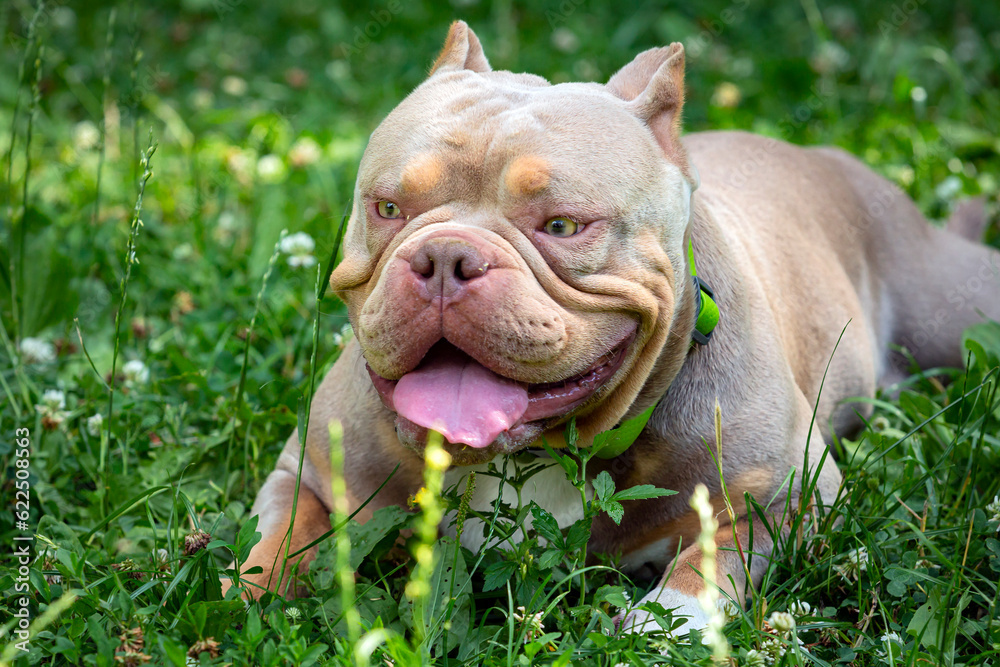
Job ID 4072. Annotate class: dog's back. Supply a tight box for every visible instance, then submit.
[684,130,999,427]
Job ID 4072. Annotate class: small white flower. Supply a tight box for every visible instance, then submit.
[19,337,56,364]
[123,359,149,385]
[986,496,1000,526]
[768,611,796,635]
[287,253,316,268]
[847,546,869,571]
[743,649,767,667]
[761,634,787,664]
[221,75,247,96]
[935,175,963,201]
[256,154,287,183]
[41,389,66,411]
[36,390,69,426]
[837,546,870,581]
[877,631,904,662]
[288,137,322,168]
[185,657,199,667]
[511,605,544,643]
[73,120,100,152]
[280,231,317,269]
[284,606,302,622]
[789,599,812,617]
[86,413,103,436]
[910,86,927,104]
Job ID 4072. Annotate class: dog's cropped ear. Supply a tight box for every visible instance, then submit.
[606,44,690,174]
[430,21,492,75]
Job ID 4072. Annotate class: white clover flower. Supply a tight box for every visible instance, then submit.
[768,611,796,635]
[935,175,963,201]
[221,75,247,96]
[847,546,869,571]
[288,137,322,168]
[743,649,767,667]
[280,231,317,269]
[19,337,56,364]
[41,389,66,411]
[123,359,150,385]
[36,390,69,426]
[789,599,812,617]
[286,253,316,268]
[761,635,787,664]
[910,86,927,104]
[877,631,904,662]
[511,606,544,643]
[87,413,103,436]
[986,496,1000,526]
[284,606,302,622]
[256,154,287,183]
[73,120,100,152]
[837,546,870,581]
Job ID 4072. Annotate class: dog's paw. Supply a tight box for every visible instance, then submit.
[618,587,711,636]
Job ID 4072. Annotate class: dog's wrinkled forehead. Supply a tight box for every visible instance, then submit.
[358,70,669,209]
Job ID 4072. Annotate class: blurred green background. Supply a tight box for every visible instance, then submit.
[2,0,998,508]
[2,0,999,513]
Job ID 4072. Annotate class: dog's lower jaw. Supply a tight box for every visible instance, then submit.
[395,416,546,465]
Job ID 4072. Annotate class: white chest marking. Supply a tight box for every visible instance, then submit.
[442,456,588,553]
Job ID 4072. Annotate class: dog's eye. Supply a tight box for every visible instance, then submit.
[376,200,403,219]
[543,217,581,237]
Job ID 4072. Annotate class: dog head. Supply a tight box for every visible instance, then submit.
[330,22,699,463]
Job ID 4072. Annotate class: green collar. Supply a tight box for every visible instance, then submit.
[688,238,719,346]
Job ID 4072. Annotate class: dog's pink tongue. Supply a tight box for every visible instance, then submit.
[394,349,528,449]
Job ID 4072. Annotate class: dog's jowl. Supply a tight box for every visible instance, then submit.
[233,21,1000,634]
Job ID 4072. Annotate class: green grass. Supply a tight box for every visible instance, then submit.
[2,0,1000,665]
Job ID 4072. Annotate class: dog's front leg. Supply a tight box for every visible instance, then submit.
[225,469,332,599]
[621,516,773,634]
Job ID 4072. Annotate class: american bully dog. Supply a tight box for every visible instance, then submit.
[233,21,1000,633]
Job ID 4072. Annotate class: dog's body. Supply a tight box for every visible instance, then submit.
[236,22,1000,631]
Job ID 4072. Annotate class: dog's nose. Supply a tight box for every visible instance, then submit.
[410,237,490,298]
